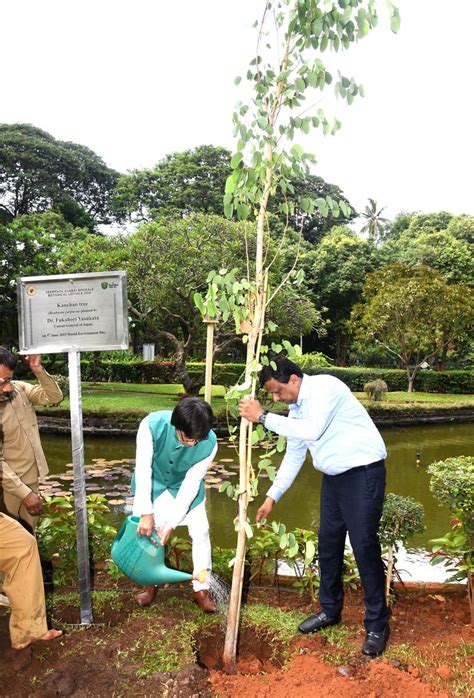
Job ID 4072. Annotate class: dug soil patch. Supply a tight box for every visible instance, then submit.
[0,585,472,697]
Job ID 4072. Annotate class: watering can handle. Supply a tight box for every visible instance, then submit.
[150,530,164,547]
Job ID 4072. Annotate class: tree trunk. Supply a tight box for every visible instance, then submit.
[468,569,473,626]
[222,340,254,673]
[407,367,416,393]
[385,546,394,606]
[222,143,271,671]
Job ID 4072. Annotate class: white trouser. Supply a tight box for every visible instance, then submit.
[152,491,211,592]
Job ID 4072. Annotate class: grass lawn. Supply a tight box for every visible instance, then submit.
[82,382,227,397]
[356,391,474,411]
[43,384,227,419]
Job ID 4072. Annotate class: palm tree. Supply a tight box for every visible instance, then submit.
[360,198,390,243]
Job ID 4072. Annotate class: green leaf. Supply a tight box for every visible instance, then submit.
[230,152,243,168]
[290,144,304,160]
[295,77,305,92]
[193,292,205,314]
[304,540,316,565]
[234,76,242,85]
[236,203,250,221]
[390,9,401,33]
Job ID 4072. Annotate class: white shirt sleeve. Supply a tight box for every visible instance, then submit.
[266,436,308,502]
[166,443,218,528]
[132,417,154,516]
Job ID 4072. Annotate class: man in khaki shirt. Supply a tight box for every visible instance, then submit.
[0,347,63,531]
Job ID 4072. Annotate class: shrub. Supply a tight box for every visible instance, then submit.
[298,352,333,370]
[37,494,117,585]
[428,456,474,624]
[379,493,424,604]
[364,379,388,401]
[51,374,69,400]
[428,456,474,524]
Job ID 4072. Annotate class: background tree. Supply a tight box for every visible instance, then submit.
[383,228,473,284]
[446,214,474,244]
[59,213,321,390]
[111,145,231,222]
[382,212,474,284]
[360,198,390,243]
[300,226,380,364]
[351,263,474,391]
[272,173,355,243]
[112,144,355,240]
[0,211,89,345]
[0,123,120,228]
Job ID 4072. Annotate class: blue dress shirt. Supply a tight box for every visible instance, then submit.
[265,374,387,502]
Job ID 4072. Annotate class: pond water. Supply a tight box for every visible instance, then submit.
[41,422,473,557]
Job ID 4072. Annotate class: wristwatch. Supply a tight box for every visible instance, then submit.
[258,411,268,426]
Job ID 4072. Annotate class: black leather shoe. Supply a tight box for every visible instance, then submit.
[362,625,390,657]
[298,611,341,634]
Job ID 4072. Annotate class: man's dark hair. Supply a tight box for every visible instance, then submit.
[0,347,16,371]
[171,397,214,441]
[259,357,303,388]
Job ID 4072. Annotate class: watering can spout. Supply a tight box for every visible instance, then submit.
[111,515,193,586]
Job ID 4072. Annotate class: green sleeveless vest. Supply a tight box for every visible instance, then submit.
[148,411,216,512]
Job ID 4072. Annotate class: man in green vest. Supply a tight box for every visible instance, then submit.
[133,397,218,613]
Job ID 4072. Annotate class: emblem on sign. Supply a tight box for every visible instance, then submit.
[26,285,36,297]
[101,282,108,289]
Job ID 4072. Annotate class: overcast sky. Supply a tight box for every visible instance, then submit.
[3,0,473,222]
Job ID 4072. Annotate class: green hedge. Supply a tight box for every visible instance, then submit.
[186,362,245,387]
[303,366,473,394]
[43,360,473,394]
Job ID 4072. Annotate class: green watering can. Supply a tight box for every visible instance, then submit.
[111,515,194,586]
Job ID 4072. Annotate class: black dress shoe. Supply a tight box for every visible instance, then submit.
[298,611,341,634]
[362,625,390,657]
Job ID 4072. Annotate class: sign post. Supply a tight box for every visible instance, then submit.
[18,271,128,625]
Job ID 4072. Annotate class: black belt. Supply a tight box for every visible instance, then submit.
[338,459,385,476]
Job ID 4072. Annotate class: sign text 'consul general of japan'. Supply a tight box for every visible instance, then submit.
[18,272,128,354]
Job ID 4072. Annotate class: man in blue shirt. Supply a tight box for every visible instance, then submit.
[239,358,389,657]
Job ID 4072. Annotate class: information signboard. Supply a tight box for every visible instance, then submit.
[17,271,128,354]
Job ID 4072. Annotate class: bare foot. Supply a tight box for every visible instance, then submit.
[13,628,63,650]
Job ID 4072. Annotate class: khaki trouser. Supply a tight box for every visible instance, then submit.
[0,513,47,646]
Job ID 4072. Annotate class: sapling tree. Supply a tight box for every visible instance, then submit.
[428,456,474,624]
[195,0,400,671]
[378,493,424,605]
